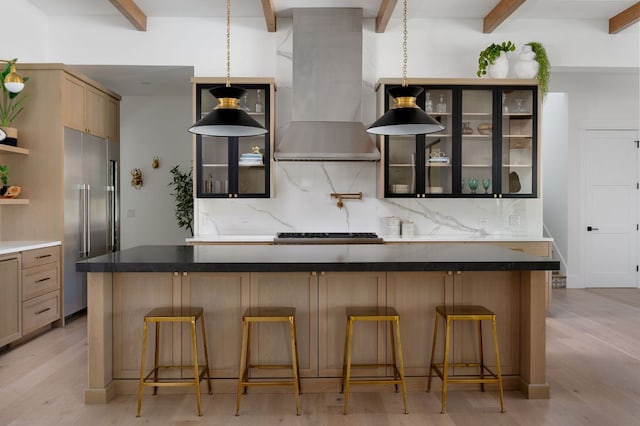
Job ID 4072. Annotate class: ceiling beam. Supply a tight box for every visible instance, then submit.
[109,0,147,31]
[609,2,640,34]
[261,0,277,32]
[376,0,398,33]
[483,0,526,33]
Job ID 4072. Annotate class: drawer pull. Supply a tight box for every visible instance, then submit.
[35,307,52,315]
[0,257,18,263]
[36,254,53,259]
[36,277,52,283]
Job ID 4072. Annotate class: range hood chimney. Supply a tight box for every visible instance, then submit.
[274,8,380,161]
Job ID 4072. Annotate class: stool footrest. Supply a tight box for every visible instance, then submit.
[248,364,295,370]
[240,380,298,387]
[142,365,209,387]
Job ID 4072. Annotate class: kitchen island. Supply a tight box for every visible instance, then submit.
[77,244,559,404]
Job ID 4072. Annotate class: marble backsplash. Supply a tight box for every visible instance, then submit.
[195,162,542,237]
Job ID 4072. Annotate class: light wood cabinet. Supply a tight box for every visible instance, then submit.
[63,72,111,139]
[0,253,21,346]
[21,246,61,334]
[106,96,120,143]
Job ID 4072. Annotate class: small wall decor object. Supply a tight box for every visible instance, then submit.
[152,156,160,169]
[131,168,143,189]
[477,41,516,78]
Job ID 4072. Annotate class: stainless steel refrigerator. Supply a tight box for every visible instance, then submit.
[63,128,119,317]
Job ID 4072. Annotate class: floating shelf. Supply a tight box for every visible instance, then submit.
[0,145,30,155]
[0,199,29,205]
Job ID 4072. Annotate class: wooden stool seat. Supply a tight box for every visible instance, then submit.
[427,304,505,414]
[341,306,408,415]
[136,306,212,417]
[236,307,301,416]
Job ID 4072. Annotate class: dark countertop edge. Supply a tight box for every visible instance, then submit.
[77,260,560,273]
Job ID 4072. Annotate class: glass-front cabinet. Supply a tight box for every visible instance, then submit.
[378,79,538,198]
[193,78,275,198]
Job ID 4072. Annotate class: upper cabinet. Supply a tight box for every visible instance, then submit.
[106,96,120,143]
[376,79,539,199]
[193,78,275,199]
[63,73,113,139]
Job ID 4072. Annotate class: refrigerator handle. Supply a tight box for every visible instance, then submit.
[86,184,91,255]
[79,184,85,256]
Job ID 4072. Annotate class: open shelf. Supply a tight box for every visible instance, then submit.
[0,198,29,205]
[0,145,30,155]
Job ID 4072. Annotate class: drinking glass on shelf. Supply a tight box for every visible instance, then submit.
[425,92,433,113]
[502,93,509,113]
[482,178,491,193]
[436,95,446,113]
[461,178,465,193]
[515,98,524,112]
[468,178,478,194]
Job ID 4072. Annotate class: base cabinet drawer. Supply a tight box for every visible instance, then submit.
[23,291,61,335]
[22,264,59,301]
[22,246,60,269]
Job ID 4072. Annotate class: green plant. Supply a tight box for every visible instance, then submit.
[0,59,29,127]
[168,164,194,236]
[476,41,516,77]
[526,42,550,98]
[0,164,8,186]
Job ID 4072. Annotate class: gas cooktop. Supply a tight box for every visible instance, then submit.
[273,232,383,244]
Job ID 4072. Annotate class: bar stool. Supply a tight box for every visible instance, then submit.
[235,307,301,416]
[427,305,505,414]
[341,307,408,415]
[136,307,212,417]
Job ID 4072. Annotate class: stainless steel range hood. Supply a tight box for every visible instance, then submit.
[274,8,380,162]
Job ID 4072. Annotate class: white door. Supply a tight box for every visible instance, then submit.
[585,130,639,288]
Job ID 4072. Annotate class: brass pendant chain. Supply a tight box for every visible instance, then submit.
[401,0,408,87]
[226,0,231,87]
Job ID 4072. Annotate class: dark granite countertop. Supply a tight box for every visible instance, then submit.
[76,244,559,273]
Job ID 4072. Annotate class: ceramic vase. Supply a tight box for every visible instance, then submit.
[514,45,539,79]
[488,51,509,79]
[0,126,18,147]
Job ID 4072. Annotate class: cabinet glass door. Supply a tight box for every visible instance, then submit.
[196,84,270,198]
[501,88,536,196]
[461,89,494,196]
[387,135,416,196]
[425,89,453,195]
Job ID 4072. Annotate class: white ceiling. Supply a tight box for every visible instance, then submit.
[26,0,638,20]
[29,0,638,96]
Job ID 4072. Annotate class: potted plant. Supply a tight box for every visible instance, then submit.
[0,59,29,146]
[526,42,550,98]
[0,164,10,196]
[168,164,194,236]
[476,41,516,79]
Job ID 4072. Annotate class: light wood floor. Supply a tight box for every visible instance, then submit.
[1,288,640,425]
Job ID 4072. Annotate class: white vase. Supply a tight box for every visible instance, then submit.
[514,45,539,79]
[488,51,509,79]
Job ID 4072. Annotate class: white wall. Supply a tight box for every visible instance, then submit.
[549,71,640,287]
[119,95,193,249]
[542,93,569,273]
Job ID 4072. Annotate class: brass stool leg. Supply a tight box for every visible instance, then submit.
[199,313,213,395]
[289,317,301,416]
[441,317,452,414]
[479,319,485,392]
[393,317,409,414]
[292,317,302,395]
[342,317,354,415]
[136,320,149,417]
[190,319,203,416]
[235,319,249,416]
[492,317,505,413]
[340,315,351,394]
[389,320,398,392]
[153,321,160,395]
[427,311,439,392]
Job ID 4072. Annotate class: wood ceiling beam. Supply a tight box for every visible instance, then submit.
[376,0,398,33]
[109,0,147,31]
[483,0,526,33]
[609,2,640,34]
[261,0,277,32]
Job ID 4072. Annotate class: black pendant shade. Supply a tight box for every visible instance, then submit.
[189,86,267,137]
[367,85,444,136]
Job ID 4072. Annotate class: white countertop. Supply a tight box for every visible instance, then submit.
[187,234,552,244]
[0,241,62,256]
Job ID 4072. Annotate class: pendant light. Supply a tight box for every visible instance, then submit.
[367,0,443,136]
[1,59,25,93]
[188,0,267,137]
